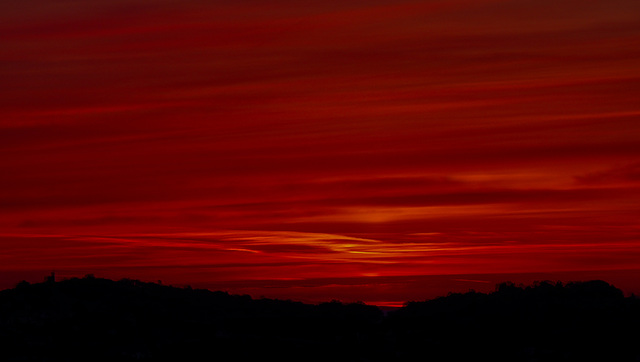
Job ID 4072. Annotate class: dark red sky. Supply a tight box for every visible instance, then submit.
[2,0,640,306]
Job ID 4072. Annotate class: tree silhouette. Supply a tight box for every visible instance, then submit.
[0,276,638,361]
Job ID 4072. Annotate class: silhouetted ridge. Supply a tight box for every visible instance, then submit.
[0,276,381,361]
[387,280,639,361]
[1,277,639,361]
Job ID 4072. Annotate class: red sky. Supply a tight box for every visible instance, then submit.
[2,0,640,306]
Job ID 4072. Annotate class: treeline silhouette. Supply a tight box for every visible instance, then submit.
[1,275,639,361]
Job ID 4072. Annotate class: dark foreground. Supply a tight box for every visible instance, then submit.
[1,276,639,361]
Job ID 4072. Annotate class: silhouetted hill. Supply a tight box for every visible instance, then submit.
[386,280,640,361]
[1,276,639,361]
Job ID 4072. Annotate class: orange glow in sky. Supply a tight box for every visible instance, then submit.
[1,0,640,305]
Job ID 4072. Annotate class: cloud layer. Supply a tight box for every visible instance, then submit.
[1,0,640,303]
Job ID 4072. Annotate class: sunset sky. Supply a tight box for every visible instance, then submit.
[2,0,640,306]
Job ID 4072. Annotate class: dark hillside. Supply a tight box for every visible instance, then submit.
[386,280,640,361]
[0,276,381,361]
[1,276,638,361]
